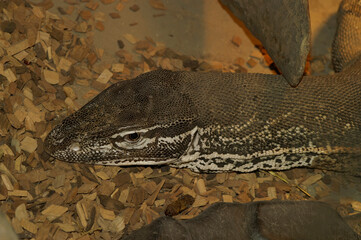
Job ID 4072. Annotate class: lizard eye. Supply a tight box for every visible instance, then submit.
[124,132,141,142]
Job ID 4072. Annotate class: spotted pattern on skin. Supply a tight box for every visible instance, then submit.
[175,153,317,173]
[172,123,360,172]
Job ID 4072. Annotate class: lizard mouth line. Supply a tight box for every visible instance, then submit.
[91,158,178,166]
[51,149,178,165]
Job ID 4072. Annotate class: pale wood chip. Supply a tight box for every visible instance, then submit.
[216,173,227,184]
[12,217,23,234]
[73,66,93,79]
[14,50,28,61]
[141,181,157,195]
[149,0,166,10]
[253,196,274,201]
[192,195,208,207]
[0,144,14,156]
[80,10,92,21]
[119,188,130,204]
[25,116,36,132]
[267,187,277,199]
[195,179,207,196]
[222,195,233,203]
[180,186,196,198]
[42,204,68,220]
[208,61,223,70]
[76,202,87,228]
[24,98,41,114]
[14,154,26,173]
[0,114,11,136]
[0,39,10,49]
[83,90,99,99]
[301,174,322,186]
[95,21,105,31]
[76,79,90,86]
[23,87,34,101]
[182,172,193,186]
[27,169,48,183]
[58,57,73,72]
[159,58,173,70]
[39,31,50,43]
[3,68,17,82]
[10,190,33,200]
[116,3,124,11]
[124,34,137,44]
[351,201,361,212]
[65,5,75,15]
[86,1,100,10]
[14,108,27,124]
[96,69,113,84]
[234,57,246,67]
[140,167,153,177]
[1,173,14,190]
[154,199,165,207]
[20,136,38,153]
[96,171,110,180]
[257,176,274,183]
[97,180,115,196]
[250,49,263,59]
[241,173,259,189]
[78,182,98,194]
[6,39,30,56]
[32,6,45,18]
[231,35,242,46]
[97,217,111,232]
[11,138,21,153]
[65,97,78,110]
[170,58,183,70]
[87,52,98,65]
[53,174,65,188]
[146,179,165,205]
[20,219,38,234]
[134,172,144,179]
[208,196,220,205]
[74,22,88,33]
[83,192,97,201]
[143,61,150,72]
[99,207,115,220]
[27,111,44,123]
[92,62,111,74]
[96,48,104,59]
[247,58,258,68]
[0,194,5,201]
[56,223,76,232]
[314,181,331,198]
[45,11,60,20]
[109,215,125,233]
[43,69,59,84]
[0,163,17,183]
[111,63,124,73]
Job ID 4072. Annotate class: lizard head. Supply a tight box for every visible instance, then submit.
[44,70,199,166]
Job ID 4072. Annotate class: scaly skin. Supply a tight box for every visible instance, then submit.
[45,0,361,176]
[44,67,361,175]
